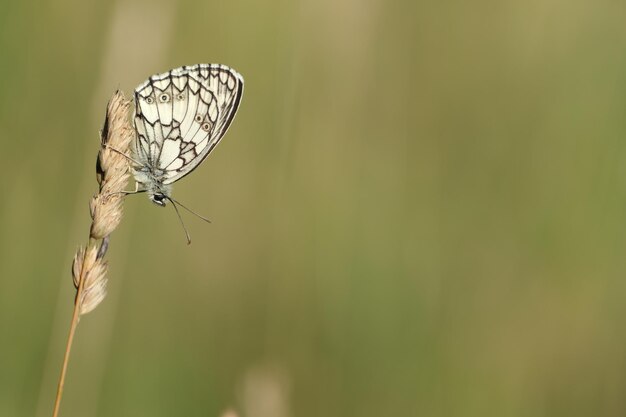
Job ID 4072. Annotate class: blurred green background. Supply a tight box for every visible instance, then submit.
[2,0,626,416]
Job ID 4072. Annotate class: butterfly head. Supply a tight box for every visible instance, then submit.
[150,193,168,207]
[143,181,172,207]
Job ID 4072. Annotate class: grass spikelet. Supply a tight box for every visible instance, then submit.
[52,90,133,417]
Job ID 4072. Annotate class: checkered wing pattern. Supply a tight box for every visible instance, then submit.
[133,64,244,184]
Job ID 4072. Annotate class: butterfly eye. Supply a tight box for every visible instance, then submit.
[145,96,154,104]
[201,122,212,132]
[159,93,170,103]
[195,114,203,123]
[175,93,185,100]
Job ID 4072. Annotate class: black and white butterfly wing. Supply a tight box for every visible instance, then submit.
[134,64,243,185]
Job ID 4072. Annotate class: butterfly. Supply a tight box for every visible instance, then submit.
[131,63,244,207]
[124,64,243,243]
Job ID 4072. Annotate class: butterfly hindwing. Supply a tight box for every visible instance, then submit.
[134,64,243,185]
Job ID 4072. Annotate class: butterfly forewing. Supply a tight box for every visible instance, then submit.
[133,64,244,184]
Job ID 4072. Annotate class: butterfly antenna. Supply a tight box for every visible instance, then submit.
[166,197,192,245]
[168,197,212,224]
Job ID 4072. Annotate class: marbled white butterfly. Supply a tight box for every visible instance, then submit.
[127,64,243,243]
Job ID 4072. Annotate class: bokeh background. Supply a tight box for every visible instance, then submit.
[2,0,626,416]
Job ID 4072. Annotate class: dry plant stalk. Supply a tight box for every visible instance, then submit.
[52,91,133,417]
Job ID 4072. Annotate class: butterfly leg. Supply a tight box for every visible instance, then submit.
[103,145,143,166]
[102,182,146,199]
[121,182,144,195]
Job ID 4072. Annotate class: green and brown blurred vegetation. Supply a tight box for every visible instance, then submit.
[2,0,626,416]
